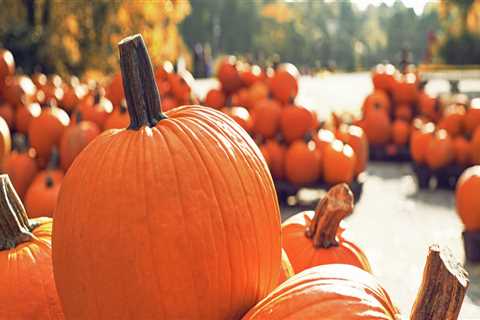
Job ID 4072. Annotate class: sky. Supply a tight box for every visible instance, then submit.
[351,0,437,15]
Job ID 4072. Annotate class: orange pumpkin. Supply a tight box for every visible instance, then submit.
[371,63,396,92]
[362,106,391,145]
[263,139,286,180]
[15,101,41,134]
[280,105,314,143]
[105,73,124,108]
[28,103,69,165]
[453,136,472,167]
[25,173,61,218]
[362,90,390,116]
[43,75,64,103]
[77,89,113,129]
[392,120,410,145]
[252,99,282,138]
[103,101,130,130]
[269,63,299,104]
[425,129,454,170]
[472,127,480,165]
[248,82,269,108]
[395,104,413,122]
[392,73,418,105]
[418,90,439,121]
[0,49,15,84]
[0,174,64,319]
[53,35,281,320]
[3,135,37,199]
[60,76,84,112]
[323,140,356,184]
[240,65,264,87]
[204,88,226,109]
[162,96,179,111]
[168,70,194,104]
[0,101,14,128]
[438,104,466,137]
[282,184,371,274]
[456,166,480,231]
[410,123,435,164]
[314,128,335,152]
[221,106,253,133]
[277,249,294,285]
[59,113,100,171]
[3,75,36,107]
[336,125,368,176]
[217,56,242,93]
[231,88,252,110]
[465,98,480,136]
[285,139,321,186]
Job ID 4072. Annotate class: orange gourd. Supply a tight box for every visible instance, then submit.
[15,101,41,134]
[362,90,390,116]
[0,174,64,319]
[453,136,472,167]
[25,174,61,218]
[465,98,480,135]
[269,63,299,104]
[425,129,454,170]
[104,101,130,130]
[252,99,282,138]
[221,106,253,133]
[392,120,410,145]
[77,88,113,129]
[282,184,371,273]
[217,56,242,93]
[277,249,294,285]
[204,88,226,109]
[363,105,391,145]
[263,139,286,180]
[410,122,435,164]
[53,35,281,320]
[28,102,69,165]
[371,63,396,92]
[284,139,321,186]
[59,113,100,171]
[456,166,480,231]
[336,125,368,176]
[280,105,314,143]
[323,139,356,184]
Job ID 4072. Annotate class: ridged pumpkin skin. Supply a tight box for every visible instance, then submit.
[281,184,371,274]
[53,106,281,319]
[25,175,61,218]
[277,249,294,285]
[242,264,398,320]
[456,166,480,231]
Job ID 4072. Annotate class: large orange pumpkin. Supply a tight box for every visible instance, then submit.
[0,174,64,319]
[465,98,480,136]
[371,63,396,92]
[410,122,435,164]
[282,184,371,274]
[323,139,356,184]
[263,139,286,180]
[204,88,226,109]
[77,89,113,129]
[362,105,391,145]
[103,101,130,130]
[217,56,242,94]
[284,139,321,186]
[425,129,454,170]
[453,136,472,167]
[252,98,282,138]
[15,101,41,134]
[456,166,480,231]
[269,63,299,104]
[392,120,410,145]
[336,125,368,176]
[28,102,69,165]
[280,105,314,143]
[52,35,281,320]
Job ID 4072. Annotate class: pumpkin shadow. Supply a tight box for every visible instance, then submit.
[366,162,412,180]
[465,262,480,306]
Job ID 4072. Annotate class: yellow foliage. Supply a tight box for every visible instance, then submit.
[261,2,295,23]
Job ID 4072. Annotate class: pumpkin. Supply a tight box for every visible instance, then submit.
[362,105,391,145]
[392,120,410,145]
[104,100,130,130]
[240,65,264,87]
[242,264,396,319]
[162,96,179,111]
[248,82,269,108]
[362,90,390,116]
[252,98,282,138]
[456,166,480,230]
[336,125,368,176]
[280,105,314,143]
[323,139,356,184]
[269,63,299,104]
[371,63,396,92]
[168,70,194,104]
[15,100,41,134]
[3,134,37,199]
[231,88,252,110]
[0,115,11,168]
[77,88,113,129]
[284,139,321,186]
[0,174,64,319]
[3,75,36,107]
[278,249,294,285]
[418,90,439,121]
[0,101,14,128]
[282,184,371,273]
[410,122,435,164]
[43,75,64,103]
[392,72,418,105]
[259,144,272,168]
[155,61,174,82]
[0,49,15,83]
[453,136,472,167]
[221,106,253,133]
[59,113,100,171]
[28,102,69,165]
[314,128,335,151]
[465,98,480,136]
[395,103,413,121]
[204,88,226,110]
[24,173,61,218]
[105,73,124,108]
[472,127,480,165]
[52,35,281,320]
[60,76,84,112]
[425,129,454,170]
[438,104,466,137]
[263,139,286,180]
[217,56,242,94]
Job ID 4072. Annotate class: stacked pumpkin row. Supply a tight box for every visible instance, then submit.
[204,56,367,189]
[0,48,199,220]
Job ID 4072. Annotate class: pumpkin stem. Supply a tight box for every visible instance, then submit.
[75,111,83,124]
[93,88,102,105]
[45,176,54,188]
[118,34,166,130]
[0,175,35,250]
[305,183,353,248]
[410,245,468,320]
[47,147,60,170]
[12,134,28,153]
[119,99,127,114]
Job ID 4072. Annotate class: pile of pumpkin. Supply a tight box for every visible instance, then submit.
[204,56,367,188]
[0,48,198,219]
[0,35,469,319]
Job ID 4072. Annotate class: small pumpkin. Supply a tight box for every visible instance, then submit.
[252,98,282,138]
[24,174,61,218]
[314,128,335,152]
[0,101,14,128]
[284,139,321,186]
[456,166,480,231]
[262,139,286,180]
[425,129,454,170]
[204,88,226,109]
[217,56,242,94]
[336,125,368,176]
[104,100,130,130]
[43,75,64,103]
[240,65,264,87]
[231,88,252,110]
[282,184,371,273]
[418,90,439,121]
[0,174,64,319]
[465,97,480,136]
[221,106,253,133]
[362,90,390,116]
[105,73,124,108]
[453,136,472,167]
[280,105,314,143]
[395,103,413,121]
[438,104,466,137]
[323,139,356,184]
[15,100,41,134]
[60,76,84,112]
[77,88,113,129]
[371,63,396,92]
[3,75,36,107]
[410,122,435,164]
[362,105,391,145]
[168,70,194,104]
[392,72,418,105]
[269,63,299,104]
[392,120,410,145]
[248,82,269,108]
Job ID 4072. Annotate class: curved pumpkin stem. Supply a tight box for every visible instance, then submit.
[118,34,166,129]
[410,245,468,320]
[305,183,353,248]
[0,174,35,250]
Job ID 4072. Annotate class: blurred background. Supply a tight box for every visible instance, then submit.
[1,0,479,78]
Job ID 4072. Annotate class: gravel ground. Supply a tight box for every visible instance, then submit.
[194,74,480,318]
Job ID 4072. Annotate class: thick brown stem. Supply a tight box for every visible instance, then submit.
[410,245,469,320]
[305,183,353,248]
[0,175,34,250]
[118,34,165,130]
